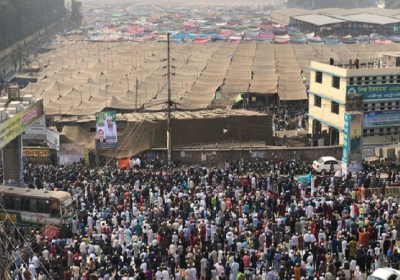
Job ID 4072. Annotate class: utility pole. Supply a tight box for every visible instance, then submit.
[167,33,172,167]
[135,78,138,112]
[105,78,108,110]
[126,75,129,91]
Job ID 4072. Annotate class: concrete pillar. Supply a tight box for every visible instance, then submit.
[2,135,23,187]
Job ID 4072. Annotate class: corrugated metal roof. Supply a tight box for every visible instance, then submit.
[293,14,346,26]
[343,13,400,25]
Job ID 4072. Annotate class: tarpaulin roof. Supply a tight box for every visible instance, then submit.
[57,109,273,157]
[23,41,400,114]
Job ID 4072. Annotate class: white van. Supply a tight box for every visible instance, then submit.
[368,268,400,280]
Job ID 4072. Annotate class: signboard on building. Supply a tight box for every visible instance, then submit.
[95,111,118,149]
[364,110,400,127]
[347,85,400,100]
[23,148,50,157]
[0,100,44,149]
[22,147,52,165]
[46,128,60,151]
[24,115,46,140]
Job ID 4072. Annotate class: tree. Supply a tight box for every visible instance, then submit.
[70,0,83,28]
[11,44,30,71]
[0,0,66,51]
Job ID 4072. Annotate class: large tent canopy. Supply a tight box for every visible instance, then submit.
[22,41,400,115]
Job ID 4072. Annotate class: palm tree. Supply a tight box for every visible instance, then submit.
[10,44,30,72]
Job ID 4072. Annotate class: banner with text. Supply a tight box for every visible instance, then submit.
[0,100,44,149]
[347,85,400,100]
[95,111,118,149]
[364,110,400,127]
[23,148,50,157]
[24,115,46,140]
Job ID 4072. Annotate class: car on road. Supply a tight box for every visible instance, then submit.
[368,268,400,280]
[312,156,342,174]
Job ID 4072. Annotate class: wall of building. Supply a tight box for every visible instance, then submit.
[148,146,343,168]
[308,63,348,144]
[309,67,347,104]
[308,93,345,143]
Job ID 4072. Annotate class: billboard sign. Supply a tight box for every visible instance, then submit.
[347,85,400,100]
[47,128,60,151]
[364,110,400,127]
[0,100,44,149]
[95,111,118,149]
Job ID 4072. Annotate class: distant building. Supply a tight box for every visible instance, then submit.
[308,54,400,157]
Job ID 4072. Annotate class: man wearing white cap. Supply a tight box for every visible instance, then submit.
[105,115,117,136]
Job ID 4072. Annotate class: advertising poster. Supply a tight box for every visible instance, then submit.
[350,114,362,154]
[95,111,118,149]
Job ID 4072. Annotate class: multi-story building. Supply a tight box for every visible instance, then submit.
[308,54,400,157]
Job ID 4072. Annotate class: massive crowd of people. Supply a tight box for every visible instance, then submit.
[2,159,400,280]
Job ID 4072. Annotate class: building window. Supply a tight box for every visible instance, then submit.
[349,77,354,85]
[380,102,385,110]
[379,128,384,136]
[372,76,377,84]
[371,104,376,111]
[390,76,394,83]
[387,128,392,133]
[370,129,375,134]
[382,76,386,84]
[397,76,400,83]
[331,101,339,114]
[365,77,369,85]
[332,76,340,89]
[315,71,323,83]
[363,129,367,134]
[4,196,14,210]
[357,77,362,85]
[388,102,392,110]
[396,101,400,109]
[29,199,37,212]
[314,95,321,107]
[363,103,369,111]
